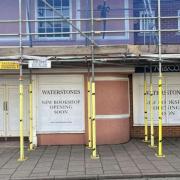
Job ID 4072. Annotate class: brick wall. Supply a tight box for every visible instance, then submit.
[129,74,180,138]
[134,0,180,45]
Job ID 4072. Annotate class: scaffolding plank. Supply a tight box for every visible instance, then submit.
[0,45,179,57]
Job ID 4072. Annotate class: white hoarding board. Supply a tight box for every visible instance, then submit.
[37,76,84,133]
[133,73,180,125]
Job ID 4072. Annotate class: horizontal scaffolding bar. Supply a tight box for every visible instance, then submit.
[0,29,179,37]
[0,16,179,23]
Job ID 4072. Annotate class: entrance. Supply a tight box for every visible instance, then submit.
[0,77,29,137]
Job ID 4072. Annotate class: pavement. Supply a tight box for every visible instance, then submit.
[0,138,180,180]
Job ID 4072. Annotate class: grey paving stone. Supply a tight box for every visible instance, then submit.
[49,169,67,176]
[86,163,102,168]
[170,162,180,168]
[0,175,10,180]
[102,164,120,171]
[85,159,101,163]
[67,171,85,176]
[136,163,156,170]
[69,161,84,166]
[51,166,68,170]
[86,167,103,175]
[116,157,132,162]
[53,160,69,164]
[35,162,53,167]
[16,166,35,171]
[68,165,85,171]
[103,170,122,174]
[2,163,20,169]
[140,168,159,173]
[0,168,16,175]
[156,165,177,172]
[118,161,136,168]
[32,167,51,173]
[101,160,118,165]
[11,172,30,178]
[30,172,49,177]
[69,157,84,161]
[121,167,141,174]
[151,161,171,166]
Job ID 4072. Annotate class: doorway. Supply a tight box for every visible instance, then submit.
[0,77,29,137]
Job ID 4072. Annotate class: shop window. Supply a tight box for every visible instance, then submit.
[37,0,70,38]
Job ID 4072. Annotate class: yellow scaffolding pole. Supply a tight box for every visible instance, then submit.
[149,65,156,148]
[156,75,165,157]
[144,66,149,142]
[28,77,34,151]
[91,81,99,159]
[156,0,165,158]
[87,81,92,149]
[18,69,27,161]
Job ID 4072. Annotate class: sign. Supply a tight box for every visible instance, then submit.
[0,61,19,69]
[37,76,84,133]
[135,65,180,73]
[28,60,51,69]
[133,73,180,125]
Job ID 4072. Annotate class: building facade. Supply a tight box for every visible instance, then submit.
[0,0,180,146]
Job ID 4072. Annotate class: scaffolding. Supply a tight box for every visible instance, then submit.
[0,0,180,160]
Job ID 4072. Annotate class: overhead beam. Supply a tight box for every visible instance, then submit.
[0,45,134,56]
[0,45,180,57]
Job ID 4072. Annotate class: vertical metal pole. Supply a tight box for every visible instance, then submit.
[87,63,92,149]
[156,0,165,158]
[90,0,98,159]
[143,66,148,142]
[26,0,32,47]
[18,0,27,162]
[28,70,34,151]
[149,65,156,148]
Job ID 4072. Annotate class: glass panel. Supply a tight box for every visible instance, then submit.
[38,0,45,7]
[38,28,45,37]
[46,8,53,17]
[38,8,45,17]
[46,21,53,28]
[55,27,61,32]
[47,0,53,6]
[62,8,69,17]
[38,22,46,28]
[62,0,69,6]
[47,27,54,37]
[63,27,70,32]
[54,9,62,17]
[54,0,61,7]
[63,22,69,28]
[62,27,70,37]
[54,22,61,28]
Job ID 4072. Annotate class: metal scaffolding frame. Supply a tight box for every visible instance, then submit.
[0,0,179,160]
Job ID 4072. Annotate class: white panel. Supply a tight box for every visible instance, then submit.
[0,88,5,136]
[7,86,29,136]
[133,73,180,126]
[37,75,84,133]
[96,114,130,119]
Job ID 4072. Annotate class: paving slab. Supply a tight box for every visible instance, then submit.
[0,138,180,179]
